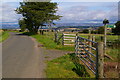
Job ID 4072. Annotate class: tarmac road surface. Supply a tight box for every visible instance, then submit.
[2,32,45,78]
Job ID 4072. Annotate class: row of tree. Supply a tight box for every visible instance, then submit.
[15,0,61,34]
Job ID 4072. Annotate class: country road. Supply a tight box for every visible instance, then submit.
[2,32,46,78]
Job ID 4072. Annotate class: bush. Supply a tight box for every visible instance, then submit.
[112,21,120,35]
[97,26,104,34]
[82,29,89,33]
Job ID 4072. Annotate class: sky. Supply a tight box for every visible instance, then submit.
[0,0,119,24]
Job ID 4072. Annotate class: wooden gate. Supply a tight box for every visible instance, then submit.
[63,33,76,46]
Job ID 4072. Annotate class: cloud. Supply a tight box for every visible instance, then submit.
[56,2,118,23]
[0,2,21,22]
[52,0,119,2]
[0,1,118,24]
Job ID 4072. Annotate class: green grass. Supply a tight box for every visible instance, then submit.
[105,48,119,62]
[0,31,9,42]
[79,34,118,41]
[45,53,90,78]
[29,32,75,51]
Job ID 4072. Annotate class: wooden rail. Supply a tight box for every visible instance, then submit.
[54,32,76,46]
[63,33,76,46]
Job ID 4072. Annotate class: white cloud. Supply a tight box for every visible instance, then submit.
[0,1,118,24]
[1,0,22,3]
[56,2,118,23]
[1,0,119,2]
[0,2,21,22]
[52,0,119,2]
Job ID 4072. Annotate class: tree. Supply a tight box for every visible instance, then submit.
[112,21,120,35]
[19,19,27,32]
[97,26,104,34]
[15,1,61,34]
[82,29,89,33]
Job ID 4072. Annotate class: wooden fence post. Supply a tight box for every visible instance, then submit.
[88,35,92,57]
[75,33,78,55]
[54,31,58,42]
[100,36,104,42]
[62,33,64,45]
[92,36,95,42]
[96,42,104,79]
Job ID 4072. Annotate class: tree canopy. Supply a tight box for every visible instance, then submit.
[15,1,61,34]
[97,26,104,34]
[19,19,27,32]
[112,21,120,35]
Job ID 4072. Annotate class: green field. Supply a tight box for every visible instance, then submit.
[78,33,118,41]
[0,31,9,42]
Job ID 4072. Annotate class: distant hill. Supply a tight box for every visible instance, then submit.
[1,22,115,29]
[1,23,19,29]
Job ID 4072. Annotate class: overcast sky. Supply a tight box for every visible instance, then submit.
[0,0,119,24]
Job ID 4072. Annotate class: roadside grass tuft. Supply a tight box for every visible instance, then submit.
[45,53,90,78]
[105,48,119,62]
[0,31,9,42]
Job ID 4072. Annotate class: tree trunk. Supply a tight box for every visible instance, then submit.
[40,26,44,35]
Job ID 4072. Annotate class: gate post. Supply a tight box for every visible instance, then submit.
[54,31,58,42]
[62,33,64,45]
[75,33,78,56]
[96,42,104,79]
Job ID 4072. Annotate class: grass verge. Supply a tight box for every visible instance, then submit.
[0,31,9,42]
[24,32,75,51]
[45,53,91,78]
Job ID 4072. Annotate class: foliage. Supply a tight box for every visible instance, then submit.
[112,21,120,35]
[97,26,104,34]
[91,30,97,34]
[15,1,61,34]
[82,29,89,33]
[19,19,27,32]
[46,53,90,78]
[103,19,109,24]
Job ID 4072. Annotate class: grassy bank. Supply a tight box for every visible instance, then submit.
[30,32,74,51]
[0,31,9,42]
[45,53,91,78]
